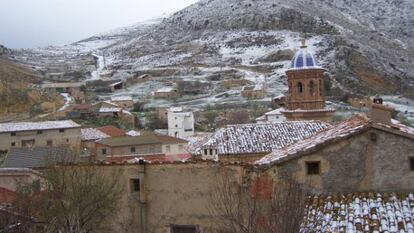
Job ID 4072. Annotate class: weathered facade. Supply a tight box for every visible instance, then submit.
[0,120,81,152]
[101,162,246,233]
[257,115,414,193]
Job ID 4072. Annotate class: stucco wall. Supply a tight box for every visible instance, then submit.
[272,129,414,193]
[105,163,246,233]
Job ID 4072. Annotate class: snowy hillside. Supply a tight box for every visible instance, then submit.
[5,0,414,116]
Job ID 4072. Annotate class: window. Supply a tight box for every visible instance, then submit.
[209,149,213,155]
[410,157,414,171]
[59,129,65,133]
[309,81,315,96]
[47,140,53,146]
[306,161,320,175]
[370,132,377,142]
[166,145,171,152]
[130,179,140,192]
[171,225,197,233]
[11,132,16,136]
[175,124,178,128]
[297,82,303,94]
[66,138,69,143]
[21,139,35,147]
[11,142,15,147]
[37,130,43,135]
[204,149,208,155]
[131,147,136,153]
[102,148,107,155]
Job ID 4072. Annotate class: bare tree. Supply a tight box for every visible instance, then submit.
[209,172,317,233]
[13,164,123,233]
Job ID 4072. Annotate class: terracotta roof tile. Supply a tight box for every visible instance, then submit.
[97,126,126,137]
[256,115,371,166]
[189,121,329,156]
[303,193,414,233]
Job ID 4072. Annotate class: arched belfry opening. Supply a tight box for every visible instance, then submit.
[281,39,335,122]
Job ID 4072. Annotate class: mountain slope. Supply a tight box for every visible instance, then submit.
[8,0,414,101]
[0,56,63,119]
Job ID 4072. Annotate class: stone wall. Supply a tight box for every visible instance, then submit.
[271,128,414,193]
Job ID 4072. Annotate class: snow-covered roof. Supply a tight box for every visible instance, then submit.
[126,130,141,137]
[0,120,81,133]
[256,114,414,167]
[256,115,371,166]
[99,107,122,113]
[281,107,336,113]
[169,107,183,112]
[41,82,84,88]
[81,128,110,141]
[156,87,175,93]
[111,96,133,102]
[109,81,123,87]
[303,193,414,232]
[265,108,285,116]
[189,121,329,155]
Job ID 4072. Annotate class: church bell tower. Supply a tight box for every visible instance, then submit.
[282,40,335,122]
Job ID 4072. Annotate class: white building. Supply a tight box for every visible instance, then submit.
[167,107,194,138]
[256,108,286,123]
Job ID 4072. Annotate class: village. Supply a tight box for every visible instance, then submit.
[1,40,414,233]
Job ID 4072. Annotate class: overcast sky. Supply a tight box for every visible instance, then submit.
[0,0,198,49]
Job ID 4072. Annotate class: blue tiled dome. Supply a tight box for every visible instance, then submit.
[290,46,318,69]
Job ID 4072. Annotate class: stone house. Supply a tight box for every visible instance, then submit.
[94,135,163,160]
[0,120,81,152]
[241,84,265,99]
[154,87,179,99]
[41,82,84,94]
[256,106,414,193]
[110,96,134,109]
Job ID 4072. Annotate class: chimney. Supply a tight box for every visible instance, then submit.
[369,97,394,124]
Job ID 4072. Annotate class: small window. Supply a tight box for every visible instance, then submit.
[209,149,213,155]
[47,140,53,146]
[11,142,15,147]
[66,138,69,143]
[37,130,43,135]
[59,129,65,133]
[306,161,320,175]
[171,225,197,233]
[370,132,377,142]
[131,147,136,153]
[166,145,171,152]
[130,179,140,192]
[102,149,107,155]
[410,157,414,171]
[11,132,16,136]
[204,149,208,155]
[21,139,35,147]
[175,124,178,128]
